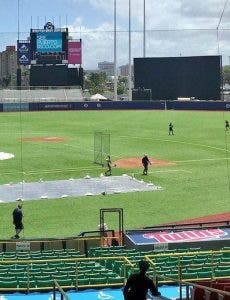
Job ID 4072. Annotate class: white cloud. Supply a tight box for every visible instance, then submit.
[69,0,230,68]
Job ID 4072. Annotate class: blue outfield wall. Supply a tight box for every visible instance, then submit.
[29,100,230,111]
[167,100,230,111]
[29,100,166,111]
[0,101,229,112]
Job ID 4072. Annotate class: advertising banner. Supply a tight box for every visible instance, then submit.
[17,41,31,65]
[36,32,62,52]
[68,40,82,64]
[127,228,230,245]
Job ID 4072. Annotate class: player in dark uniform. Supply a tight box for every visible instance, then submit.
[123,260,161,300]
[142,154,151,175]
[105,155,112,176]
[169,122,174,135]
[12,203,23,239]
[225,120,229,131]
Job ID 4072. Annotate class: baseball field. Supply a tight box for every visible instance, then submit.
[0,109,229,239]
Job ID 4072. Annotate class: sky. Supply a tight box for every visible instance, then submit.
[0,0,230,68]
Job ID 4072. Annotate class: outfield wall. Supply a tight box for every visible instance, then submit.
[0,101,230,112]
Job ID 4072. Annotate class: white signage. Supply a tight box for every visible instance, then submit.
[16,241,30,251]
[154,243,168,252]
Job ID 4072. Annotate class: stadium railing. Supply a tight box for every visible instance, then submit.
[53,278,70,300]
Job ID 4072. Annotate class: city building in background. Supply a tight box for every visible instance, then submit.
[0,46,17,86]
[98,61,114,77]
[119,63,133,77]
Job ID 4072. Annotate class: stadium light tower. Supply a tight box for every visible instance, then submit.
[143,0,146,57]
[114,0,118,101]
[128,0,132,101]
[216,0,228,54]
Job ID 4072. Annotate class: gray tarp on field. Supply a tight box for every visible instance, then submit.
[0,175,161,202]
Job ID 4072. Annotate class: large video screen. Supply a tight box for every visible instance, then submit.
[134,56,221,100]
[30,65,68,86]
[36,32,62,53]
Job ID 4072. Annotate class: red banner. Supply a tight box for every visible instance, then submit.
[68,41,82,64]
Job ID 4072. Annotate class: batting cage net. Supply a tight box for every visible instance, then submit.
[94,132,110,166]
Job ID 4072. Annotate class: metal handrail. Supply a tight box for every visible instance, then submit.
[53,279,70,300]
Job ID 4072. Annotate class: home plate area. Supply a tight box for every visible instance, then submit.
[0,175,162,202]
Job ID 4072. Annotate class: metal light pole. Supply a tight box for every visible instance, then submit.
[114,0,118,101]
[143,0,146,57]
[128,0,132,101]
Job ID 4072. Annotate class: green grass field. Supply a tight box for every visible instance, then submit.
[0,110,229,239]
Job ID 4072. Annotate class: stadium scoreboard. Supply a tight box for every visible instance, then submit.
[30,22,68,64]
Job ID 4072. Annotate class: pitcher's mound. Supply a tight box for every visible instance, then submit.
[114,157,176,168]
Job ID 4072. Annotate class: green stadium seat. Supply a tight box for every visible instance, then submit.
[201,267,212,272]
[36,279,53,288]
[107,276,124,284]
[222,251,230,257]
[56,266,73,272]
[64,262,77,268]
[161,265,173,271]
[174,248,188,253]
[14,263,29,269]
[0,280,18,288]
[30,253,43,260]
[16,254,30,260]
[179,258,193,266]
[2,253,17,259]
[88,272,103,278]
[42,250,54,254]
[30,251,41,254]
[189,247,201,252]
[42,270,59,276]
[193,258,206,265]
[41,267,56,273]
[34,275,51,281]
[181,272,197,280]
[165,261,176,268]
[215,265,230,271]
[17,276,30,282]
[76,278,90,286]
[43,253,59,259]
[167,256,179,262]
[28,269,40,276]
[18,280,36,289]
[90,277,107,285]
[214,269,230,278]
[155,257,168,263]
[54,278,73,287]
[68,273,85,281]
[80,261,96,267]
[58,253,70,259]
[197,271,213,279]
[164,272,178,281]
[53,273,68,280]
[0,276,16,282]
[186,267,203,273]
[32,263,48,268]
[220,257,230,263]
[8,271,26,277]
[48,262,64,268]
[0,268,10,274]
